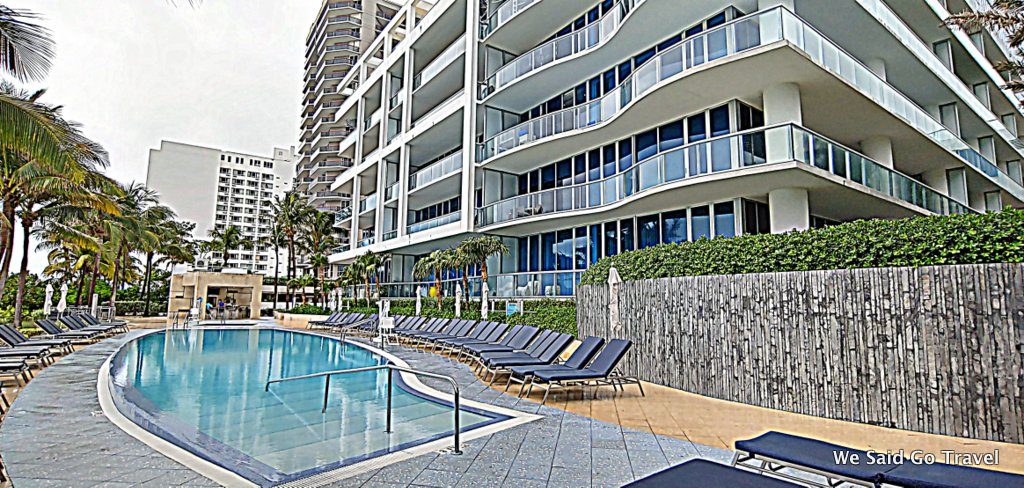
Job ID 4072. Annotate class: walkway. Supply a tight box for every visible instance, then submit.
[0,327,730,487]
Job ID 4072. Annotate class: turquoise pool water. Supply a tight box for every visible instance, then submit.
[107,328,503,486]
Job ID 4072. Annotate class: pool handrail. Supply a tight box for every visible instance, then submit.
[264,363,464,454]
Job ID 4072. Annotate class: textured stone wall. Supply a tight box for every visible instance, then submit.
[577,264,1024,444]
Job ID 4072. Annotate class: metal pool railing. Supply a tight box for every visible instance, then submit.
[264,364,464,454]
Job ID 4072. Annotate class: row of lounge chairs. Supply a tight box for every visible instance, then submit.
[306,312,379,332]
[374,315,642,404]
[627,431,1024,487]
[0,313,127,414]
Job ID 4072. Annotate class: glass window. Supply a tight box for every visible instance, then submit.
[589,224,601,264]
[603,69,616,93]
[710,105,730,137]
[556,229,573,270]
[618,139,633,171]
[638,214,659,248]
[575,84,587,105]
[529,169,540,192]
[634,47,656,66]
[541,165,556,190]
[742,199,770,235]
[714,202,736,238]
[588,77,602,99]
[692,205,711,240]
[588,150,601,181]
[687,113,707,142]
[587,6,599,23]
[517,237,528,272]
[518,174,528,195]
[558,273,574,296]
[557,159,572,187]
[636,129,658,162]
[574,155,587,184]
[620,218,635,252]
[546,96,562,113]
[658,35,682,51]
[707,11,727,27]
[541,232,556,271]
[604,222,618,257]
[528,235,540,272]
[603,145,617,177]
[618,61,633,82]
[738,103,764,130]
[685,24,703,38]
[574,227,587,269]
[662,210,687,244]
[659,121,684,152]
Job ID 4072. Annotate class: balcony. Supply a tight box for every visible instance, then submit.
[407,210,461,234]
[476,124,970,228]
[364,109,383,131]
[357,233,376,248]
[334,206,353,225]
[412,35,466,91]
[358,193,378,213]
[332,244,351,254]
[409,151,462,191]
[384,182,399,202]
[389,88,405,110]
[480,0,538,38]
[382,229,398,241]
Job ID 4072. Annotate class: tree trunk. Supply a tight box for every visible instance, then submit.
[12,219,31,327]
[434,269,442,309]
[272,242,280,310]
[87,253,100,305]
[142,251,154,316]
[75,268,86,306]
[364,277,371,307]
[0,204,16,301]
[286,239,295,307]
[480,260,489,304]
[462,266,469,302]
[109,245,124,316]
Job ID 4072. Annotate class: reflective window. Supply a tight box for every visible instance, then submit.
[692,205,711,240]
[541,165,556,190]
[528,235,540,272]
[556,229,573,270]
[541,232,556,271]
[517,237,528,272]
[589,224,601,264]
[636,129,658,162]
[710,105,730,137]
[662,210,687,244]
[603,145,617,177]
[687,113,707,142]
[557,159,572,187]
[574,227,588,269]
[714,202,736,238]
[604,222,618,257]
[638,214,660,248]
[620,219,635,252]
[619,139,633,171]
[659,121,684,152]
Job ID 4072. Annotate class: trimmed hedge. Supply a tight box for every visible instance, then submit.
[580,208,1024,285]
[287,304,332,315]
[342,298,578,336]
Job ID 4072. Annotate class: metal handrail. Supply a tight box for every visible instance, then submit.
[265,363,463,454]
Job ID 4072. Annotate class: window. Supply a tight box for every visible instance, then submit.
[574,155,587,184]
[984,191,1002,212]
[529,235,540,271]
[541,165,556,190]
[710,105,730,137]
[932,40,954,72]
[603,222,618,257]
[636,129,658,162]
[556,229,573,270]
[939,103,960,137]
[692,205,711,240]
[603,145,616,177]
[946,168,968,204]
[714,202,736,238]
[659,121,684,152]
[738,103,764,131]
[743,199,770,235]
[687,113,707,142]
[620,219,635,252]
[589,224,601,264]
[517,237,528,272]
[588,151,601,181]
[574,227,588,269]
[618,140,633,172]
[661,210,687,244]
[638,214,659,248]
[557,159,572,187]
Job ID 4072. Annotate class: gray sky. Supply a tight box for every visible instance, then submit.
[5,0,321,273]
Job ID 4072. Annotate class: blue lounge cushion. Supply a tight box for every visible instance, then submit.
[735,432,895,483]
[624,459,801,487]
[882,460,1024,488]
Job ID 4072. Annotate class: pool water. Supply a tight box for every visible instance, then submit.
[107,328,503,486]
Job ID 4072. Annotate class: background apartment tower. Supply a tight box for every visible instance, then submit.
[300,0,1024,298]
[296,0,406,255]
[146,141,296,276]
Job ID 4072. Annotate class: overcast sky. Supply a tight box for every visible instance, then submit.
[5,0,321,273]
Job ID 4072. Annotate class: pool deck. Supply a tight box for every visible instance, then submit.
[0,328,730,487]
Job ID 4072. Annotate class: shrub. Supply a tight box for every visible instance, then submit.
[288,304,332,315]
[336,297,578,336]
[580,209,1024,285]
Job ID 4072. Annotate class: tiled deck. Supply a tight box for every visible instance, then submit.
[0,327,730,487]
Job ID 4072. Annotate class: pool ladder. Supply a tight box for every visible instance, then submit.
[265,364,464,454]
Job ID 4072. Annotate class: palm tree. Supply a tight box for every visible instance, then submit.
[272,191,313,306]
[0,6,54,83]
[945,2,1024,96]
[262,220,285,310]
[458,236,508,302]
[206,225,252,269]
[300,210,336,307]
[141,219,193,316]
[413,249,456,310]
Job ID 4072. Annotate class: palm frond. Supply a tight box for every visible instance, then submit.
[0,6,54,82]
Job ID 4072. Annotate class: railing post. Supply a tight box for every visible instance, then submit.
[385,368,394,433]
[322,375,331,413]
[452,384,462,455]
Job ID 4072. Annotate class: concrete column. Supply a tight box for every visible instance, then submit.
[769,187,810,233]
[764,83,802,163]
[350,177,361,247]
[860,136,894,168]
[866,58,887,81]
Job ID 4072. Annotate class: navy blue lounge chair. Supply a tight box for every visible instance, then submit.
[463,325,539,360]
[481,332,574,384]
[625,459,801,487]
[308,312,342,329]
[0,325,72,355]
[0,359,31,387]
[78,312,128,331]
[435,322,502,353]
[528,339,641,404]
[60,316,119,336]
[734,431,1024,488]
[450,324,517,360]
[36,319,100,343]
[507,336,605,394]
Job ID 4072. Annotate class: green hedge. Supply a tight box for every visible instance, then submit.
[342,298,578,336]
[580,209,1024,285]
[287,304,332,315]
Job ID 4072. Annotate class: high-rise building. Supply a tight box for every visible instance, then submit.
[299,0,1024,298]
[146,141,296,275]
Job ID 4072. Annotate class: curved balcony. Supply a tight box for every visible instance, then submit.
[477,7,1024,200]
[408,211,461,234]
[413,35,466,91]
[409,151,462,191]
[476,124,970,229]
[481,0,538,38]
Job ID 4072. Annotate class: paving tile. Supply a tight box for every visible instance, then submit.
[410,468,463,487]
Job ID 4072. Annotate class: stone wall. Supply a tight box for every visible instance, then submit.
[577,263,1024,444]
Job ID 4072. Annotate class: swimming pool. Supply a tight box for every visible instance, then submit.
[104,328,518,486]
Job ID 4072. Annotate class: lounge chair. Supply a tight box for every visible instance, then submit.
[419,320,479,351]
[0,344,53,366]
[462,325,539,361]
[435,322,503,353]
[449,324,516,360]
[399,318,452,341]
[480,332,574,384]
[526,339,642,404]
[60,316,119,336]
[307,312,342,329]
[733,431,1024,488]
[78,312,128,331]
[508,336,605,394]
[0,325,73,355]
[624,459,801,487]
[36,319,100,343]
[0,359,31,387]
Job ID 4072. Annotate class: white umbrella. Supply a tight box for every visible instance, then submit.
[480,282,490,319]
[415,286,422,315]
[57,283,68,314]
[44,284,54,316]
[608,266,622,333]
[455,284,463,318]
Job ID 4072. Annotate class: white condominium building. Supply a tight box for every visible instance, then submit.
[299,0,1024,297]
[146,141,296,276]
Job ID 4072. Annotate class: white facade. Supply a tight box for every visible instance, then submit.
[297,0,1024,297]
[146,141,296,276]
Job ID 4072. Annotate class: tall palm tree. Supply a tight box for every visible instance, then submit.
[352,251,382,307]
[413,249,455,310]
[262,220,285,310]
[301,210,336,307]
[458,236,508,302]
[945,2,1024,97]
[272,191,312,306]
[206,225,252,269]
[141,217,193,316]
[0,6,54,83]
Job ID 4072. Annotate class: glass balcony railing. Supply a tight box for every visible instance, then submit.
[409,151,462,190]
[384,182,399,201]
[481,0,639,97]
[413,35,467,90]
[476,124,970,228]
[407,210,461,234]
[389,88,404,110]
[333,206,353,225]
[481,0,539,38]
[477,6,1024,199]
[332,244,351,254]
[364,109,382,131]
[382,229,398,241]
[357,234,375,248]
[358,193,377,213]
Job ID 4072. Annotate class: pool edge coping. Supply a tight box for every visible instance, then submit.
[96,326,542,487]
